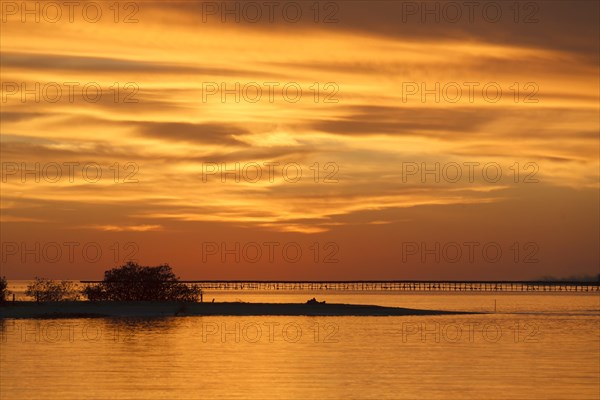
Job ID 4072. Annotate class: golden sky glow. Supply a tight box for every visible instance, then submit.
[1,0,598,279]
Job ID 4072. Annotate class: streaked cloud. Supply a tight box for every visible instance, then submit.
[1,0,597,279]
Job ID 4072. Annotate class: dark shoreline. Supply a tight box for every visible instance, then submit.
[0,301,476,319]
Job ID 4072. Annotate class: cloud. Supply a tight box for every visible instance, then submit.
[311,106,491,136]
[0,51,262,76]
[133,121,250,146]
[148,1,599,64]
[88,224,163,232]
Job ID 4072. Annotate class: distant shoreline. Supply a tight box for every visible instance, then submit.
[0,301,476,319]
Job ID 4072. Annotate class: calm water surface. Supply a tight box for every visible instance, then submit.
[1,291,599,400]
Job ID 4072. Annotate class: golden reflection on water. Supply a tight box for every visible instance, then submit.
[1,294,599,399]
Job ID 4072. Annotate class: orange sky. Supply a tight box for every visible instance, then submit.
[1,0,598,280]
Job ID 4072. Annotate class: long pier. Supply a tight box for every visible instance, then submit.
[81,280,600,292]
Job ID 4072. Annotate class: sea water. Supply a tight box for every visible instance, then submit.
[1,289,598,399]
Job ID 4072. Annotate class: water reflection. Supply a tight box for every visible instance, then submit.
[1,295,598,400]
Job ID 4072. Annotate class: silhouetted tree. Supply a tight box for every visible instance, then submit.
[0,276,8,302]
[82,262,201,302]
[25,278,80,302]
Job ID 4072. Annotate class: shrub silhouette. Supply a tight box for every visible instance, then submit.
[26,278,80,302]
[0,276,8,302]
[83,262,201,302]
